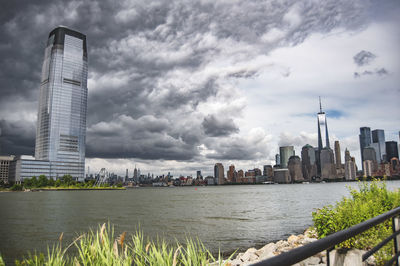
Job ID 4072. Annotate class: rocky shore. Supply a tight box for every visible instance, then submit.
[220,228,376,266]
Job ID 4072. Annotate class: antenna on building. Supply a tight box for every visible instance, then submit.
[319,96,322,112]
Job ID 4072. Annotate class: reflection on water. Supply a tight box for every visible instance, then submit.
[1,181,399,263]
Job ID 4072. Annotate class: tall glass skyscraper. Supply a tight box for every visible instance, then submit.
[317,97,330,150]
[371,129,386,162]
[359,127,371,164]
[34,26,88,180]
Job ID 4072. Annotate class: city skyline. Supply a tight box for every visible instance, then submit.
[0,0,399,177]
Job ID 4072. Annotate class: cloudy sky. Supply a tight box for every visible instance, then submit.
[0,0,399,177]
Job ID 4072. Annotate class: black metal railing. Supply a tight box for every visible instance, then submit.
[253,206,400,266]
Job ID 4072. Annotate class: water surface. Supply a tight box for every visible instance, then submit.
[1,181,399,264]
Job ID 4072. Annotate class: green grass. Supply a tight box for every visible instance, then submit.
[7,223,232,265]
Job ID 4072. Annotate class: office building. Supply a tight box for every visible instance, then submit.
[227,165,235,182]
[320,148,336,180]
[0,155,14,183]
[316,98,331,176]
[334,141,341,168]
[196,170,202,179]
[345,160,357,180]
[214,163,224,185]
[359,127,371,164]
[10,27,88,182]
[288,156,303,182]
[372,129,386,162]
[263,165,273,177]
[273,168,290,184]
[280,146,294,168]
[301,144,317,181]
[363,160,373,177]
[386,141,399,161]
[317,97,330,151]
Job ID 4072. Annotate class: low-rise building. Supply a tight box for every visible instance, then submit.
[0,155,15,183]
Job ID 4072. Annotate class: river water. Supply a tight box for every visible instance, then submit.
[1,181,399,264]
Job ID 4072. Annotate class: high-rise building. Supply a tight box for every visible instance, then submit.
[317,97,330,151]
[301,144,317,181]
[359,127,371,164]
[214,163,224,185]
[316,97,330,176]
[320,148,336,180]
[34,26,88,180]
[372,129,386,162]
[386,141,399,161]
[334,141,341,168]
[344,148,351,162]
[196,170,202,179]
[363,160,373,177]
[288,156,303,182]
[227,165,235,182]
[280,146,294,168]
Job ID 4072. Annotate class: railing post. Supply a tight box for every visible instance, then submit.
[392,216,400,266]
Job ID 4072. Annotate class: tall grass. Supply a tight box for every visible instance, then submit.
[11,223,231,265]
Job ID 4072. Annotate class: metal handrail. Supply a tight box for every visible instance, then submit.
[252,206,400,266]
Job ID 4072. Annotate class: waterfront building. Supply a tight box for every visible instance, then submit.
[237,169,244,183]
[273,168,290,184]
[363,160,373,177]
[288,156,303,182]
[301,144,317,181]
[214,163,224,185]
[10,27,88,182]
[227,165,235,182]
[359,127,372,165]
[279,146,294,168]
[372,129,386,162]
[320,148,336,180]
[196,170,202,179]
[0,155,14,183]
[363,146,378,173]
[386,141,399,161]
[34,26,88,180]
[345,159,357,180]
[334,141,341,168]
[263,165,273,177]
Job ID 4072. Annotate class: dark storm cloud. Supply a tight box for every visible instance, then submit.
[0,119,35,155]
[354,68,389,78]
[0,0,390,160]
[353,50,376,66]
[202,115,239,137]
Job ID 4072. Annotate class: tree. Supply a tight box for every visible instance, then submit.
[48,177,55,187]
[61,175,73,186]
[38,175,48,187]
[55,179,61,187]
[31,176,38,187]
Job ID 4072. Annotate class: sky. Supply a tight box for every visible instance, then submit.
[0,0,399,177]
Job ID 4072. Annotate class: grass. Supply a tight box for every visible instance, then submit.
[6,223,232,265]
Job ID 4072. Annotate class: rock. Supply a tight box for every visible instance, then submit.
[288,235,299,245]
[240,248,258,262]
[236,252,244,260]
[255,243,276,257]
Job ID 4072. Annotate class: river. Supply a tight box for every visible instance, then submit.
[1,181,399,264]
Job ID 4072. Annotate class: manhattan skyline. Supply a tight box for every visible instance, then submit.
[0,1,399,177]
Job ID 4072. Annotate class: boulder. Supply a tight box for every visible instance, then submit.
[255,243,276,257]
[240,248,258,262]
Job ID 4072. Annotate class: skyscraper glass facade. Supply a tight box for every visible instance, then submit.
[359,127,371,164]
[372,129,386,162]
[34,27,88,180]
